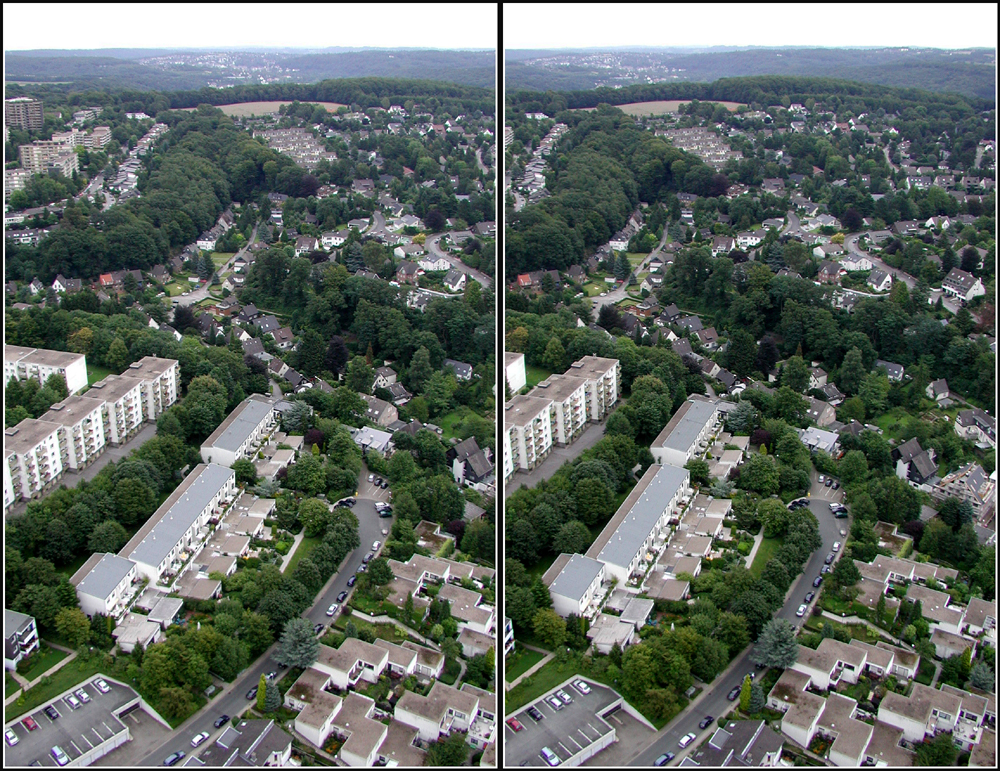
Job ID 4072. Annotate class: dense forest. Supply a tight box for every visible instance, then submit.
[6,50,496,92]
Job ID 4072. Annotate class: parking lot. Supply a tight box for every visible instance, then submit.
[358,474,392,502]
[505,678,619,767]
[4,678,149,767]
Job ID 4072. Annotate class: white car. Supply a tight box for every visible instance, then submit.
[599,291,607,297]
[796,604,808,617]
[66,694,82,709]
[372,540,381,551]
[4,727,18,746]
[573,680,592,695]
[832,541,841,552]
[326,603,339,617]
[191,731,210,748]
[74,688,91,703]
[368,473,375,482]
[678,732,697,749]
[94,678,111,694]
[818,475,825,483]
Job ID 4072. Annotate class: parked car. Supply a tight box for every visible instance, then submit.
[327,603,339,617]
[51,746,70,766]
[246,686,258,700]
[818,475,825,484]
[654,752,675,766]
[363,552,373,564]
[825,552,835,564]
[368,474,374,482]
[796,604,808,617]
[337,590,348,602]
[214,715,230,729]
[678,732,697,749]
[164,751,186,766]
[75,688,91,703]
[832,541,841,552]
[825,478,833,487]
[835,511,848,519]
[347,575,357,586]
[805,591,815,602]
[540,746,561,766]
[699,715,714,729]
[832,481,840,490]
[526,706,544,721]
[65,694,81,709]
[547,696,563,711]
[821,564,831,574]
[4,728,18,746]
[21,716,38,731]
[357,564,367,573]
[727,686,741,701]
[813,576,824,587]
[372,540,381,551]
[191,731,210,748]
[573,680,592,695]
[44,705,60,720]
[94,678,111,694]
[378,508,393,518]
[266,671,277,680]
[313,624,325,636]
[557,689,572,704]
[506,717,523,732]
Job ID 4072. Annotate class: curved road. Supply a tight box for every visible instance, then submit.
[172,223,259,309]
[426,234,493,289]
[630,472,849,766]
[137,465,392,765]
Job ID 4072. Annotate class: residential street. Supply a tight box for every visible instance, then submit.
[627,472,849,766]
[425,233,493,288]
[135,464,391,765]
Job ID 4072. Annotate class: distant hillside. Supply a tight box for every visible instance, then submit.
[5,55,214,92]
[506,47,996,101]
[280,50,495,89]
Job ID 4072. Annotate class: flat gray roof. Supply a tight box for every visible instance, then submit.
[547,553,605,603]
[122,356,177,379]
[123,463,234,570]
[567,355,618,379]
[530,373,587,402]
[4,418,60,455]
[503,394,551,427]
[40,395,107,426]
[589,464,690,571]
[202,397,274,453]
[87,374,142,401]
[7,346,85,369]
[75,553,135,602]
[652,398,718,452]
[504,351,525,366]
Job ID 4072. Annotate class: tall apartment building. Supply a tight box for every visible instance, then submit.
[503,395,553,480]
[5,345,89,395]
[5,96,43,131]
[4,419,64,507]
[17,141,79,176]
[200,396,278,467]
[530,373,588,445]
[120,356,180,422]
[650,397,722,467]
[86,375,145,446]
[38,395,107,471]
[568,355,621,422]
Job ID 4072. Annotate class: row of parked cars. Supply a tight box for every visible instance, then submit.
[5,679,112,764]
[507,681,594,767]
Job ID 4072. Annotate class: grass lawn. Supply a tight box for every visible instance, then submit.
[525,365,553,390]
[749,536,783,578]
[915,659,936,686]
[86,363,114,384]
[5,657,105,722]
[436,408,468,441]
[211,252,235,268]
[583,282,605,297]
[164,281,186,297]
[874,408,922,440]
[283,536,320,575]
[19,645,70,682]
[505,648,545,683]
[6,671,21,698]
[626,253,646,268]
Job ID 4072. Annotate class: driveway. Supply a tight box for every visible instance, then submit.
[505,418,611,498]
[628,472,849,765]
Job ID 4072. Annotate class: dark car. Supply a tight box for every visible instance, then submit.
[337,590,348,602]
[654,752,675,766]
[363,552,373,564]
[378,508,393,518]
[246,686,258,700]
[380,479,389,489]
[526,706,544,721]
[834,511,848,519]
[313,623,325,635]
[699,715,714,729]
[825,478,833,487]
[805,591,815,602]
[347,575,357,587]
[214,715,230,729]
[832,481,840,490]
[44,705,59,720]
[825,552,835,564]
[813,575,824,587]
[164,752,186,766]
[727,686,741,701]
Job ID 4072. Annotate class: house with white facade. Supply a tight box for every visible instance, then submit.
[543,553,606,619]
[71,553,141,621]
[4,609,40,670]
[200,396,277,466]
[650,397,721,467]
[4,345,88,395]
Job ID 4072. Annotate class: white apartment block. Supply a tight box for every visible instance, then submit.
[394,681,482,743]
[567,355,621,422]
[120,463,236,583]
[4,609,41,670]
[86,375,145,445]
[4,418,63,509]
[503,616,515,658]
[312,638,389,691]
[71,552,141,621]
[543,553,606,618]
[504,351,526,394]
[120,356,180,421]
[530,373,588,445]
[586,464,692,584]
[503,394,553,477]
[650,397,722,467]
[200,396,277,467]
[5,345,89,395]
[38,395,107,470]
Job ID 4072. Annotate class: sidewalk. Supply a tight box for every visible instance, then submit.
[743,531,765,568]
[3,646,79,707]
[280,528,307,573]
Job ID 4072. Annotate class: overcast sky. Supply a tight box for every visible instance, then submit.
[505,3,997,50]
[3,3,497,51]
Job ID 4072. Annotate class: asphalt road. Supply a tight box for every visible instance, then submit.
[172,224,258,309]
[136,464,392,765]
[426,234,493,289]
[630,471,850,767]
[781,210,800,236]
